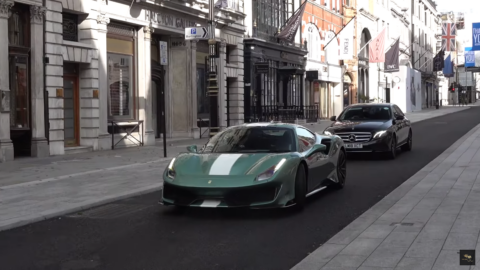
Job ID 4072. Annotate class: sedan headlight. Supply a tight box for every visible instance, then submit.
[256,158,287,182]
[373,130,387,139]
[324,130,333,136]
[167,158,176,179]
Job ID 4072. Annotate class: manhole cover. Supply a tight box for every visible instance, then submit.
[67,203,151,219]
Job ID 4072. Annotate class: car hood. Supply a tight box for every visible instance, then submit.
[171,152,293,176]
[327,120,391,133]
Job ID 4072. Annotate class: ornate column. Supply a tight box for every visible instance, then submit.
[143,26,155,145]
[30,5,48,157]
[218,39,227,129]
[0,0,14,162]
[96,14,110,150]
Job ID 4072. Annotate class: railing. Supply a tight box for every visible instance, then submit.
[197,118,210,138]
[109,120,144,150]
[248,105,319,123]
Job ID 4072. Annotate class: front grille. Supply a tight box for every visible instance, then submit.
[336,132,372,143]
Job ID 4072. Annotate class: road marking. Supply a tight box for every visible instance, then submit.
[199,200,221,207]
[0,158,170,190]
[209,154,243,175]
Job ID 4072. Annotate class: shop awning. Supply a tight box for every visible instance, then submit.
[277,66,305,76]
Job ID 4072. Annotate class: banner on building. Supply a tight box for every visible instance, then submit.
[442,23,456,51]
[465,48,475,67]
[384,38,399,72]
[338,17,355,60]
[433,49,445,71]
[276,1,307,43]
[472,23,480,51]
[369,27,386,63]
[443,53,454,77]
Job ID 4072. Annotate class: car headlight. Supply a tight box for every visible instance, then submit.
[167,158,176,179]
[324,130,333,136]
[256,158,287,182]
[373,130,387,139]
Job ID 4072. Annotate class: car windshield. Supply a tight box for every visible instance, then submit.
[338,106,392,121]
[201,126,296,153]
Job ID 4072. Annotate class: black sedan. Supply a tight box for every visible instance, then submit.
[323,103,412,159]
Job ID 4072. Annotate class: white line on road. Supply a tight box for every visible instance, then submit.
[0,158,171,190]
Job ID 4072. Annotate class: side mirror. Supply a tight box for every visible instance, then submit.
[330,116,336,121]
[306,144,327,157]
[395,115,405,120]
[186,145,198,153]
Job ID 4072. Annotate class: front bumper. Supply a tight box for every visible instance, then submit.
[160,181,292,209]
[343,137,391,153]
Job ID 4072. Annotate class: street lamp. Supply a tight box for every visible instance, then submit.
[207,0,219,138]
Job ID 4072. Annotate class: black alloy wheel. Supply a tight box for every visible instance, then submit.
[402,130,413,151]
[294,163,307,211]
[334,150,346,189]
[387,135,397,159]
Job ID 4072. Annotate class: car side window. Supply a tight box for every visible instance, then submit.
[296,128,316,152]
[394,105,405,116]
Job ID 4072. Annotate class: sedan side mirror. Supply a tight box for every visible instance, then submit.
[329,116,336,121]
[186,145,197,153]
[395,115,405,120]
[306,144,327,158]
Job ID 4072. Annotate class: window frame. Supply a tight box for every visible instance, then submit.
[106,24,137,121]
[62,12,79,42]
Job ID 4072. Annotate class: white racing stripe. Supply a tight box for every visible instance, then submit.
[200,200,221,207]
[209,154,243,175]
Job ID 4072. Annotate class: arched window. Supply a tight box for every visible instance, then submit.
[305,23,321,61]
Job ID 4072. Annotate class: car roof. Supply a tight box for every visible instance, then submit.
[348,103,394,107]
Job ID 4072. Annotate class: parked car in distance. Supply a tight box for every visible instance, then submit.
[323,103,412,159]
[160,122,347,211]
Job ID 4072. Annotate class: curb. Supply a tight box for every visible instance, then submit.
[0,183,163,233]
[290,122,480,270]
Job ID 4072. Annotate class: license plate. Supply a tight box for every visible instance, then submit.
[345,143,363,149]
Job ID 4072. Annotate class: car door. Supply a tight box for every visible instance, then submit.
[393,105,407,143]
[296,127,328,192]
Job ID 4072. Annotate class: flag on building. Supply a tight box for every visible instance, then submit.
[443,53,454,77]
[338,17,355,60]
[384,38,399,72]
[368,27,386,63]
[433,49,445,71]
[442,23,456,51]
[472,23,480,51]
[276,1,307,43]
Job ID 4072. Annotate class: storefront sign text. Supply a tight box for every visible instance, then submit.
[150,11,197,30]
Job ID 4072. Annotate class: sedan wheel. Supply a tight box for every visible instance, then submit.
[401,130,413,151]
[334,150,346,189]
[294,163,307,211]
[387,136,397,160]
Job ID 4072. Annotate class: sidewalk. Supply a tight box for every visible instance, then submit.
[0,106,473,233]
[291,126,480,269]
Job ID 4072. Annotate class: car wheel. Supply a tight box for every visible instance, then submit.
[333,150,346,189]
[402,130,413,151]
[387,135,397,160]
[294,163,307,211]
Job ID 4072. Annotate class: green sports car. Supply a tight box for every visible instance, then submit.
[160,122,347,210]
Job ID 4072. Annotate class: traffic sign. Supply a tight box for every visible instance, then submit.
[159,41,167,65]
[185,27,208,40]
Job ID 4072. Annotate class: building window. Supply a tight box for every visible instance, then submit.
[254,0,292,42]
[62,13,78,42]
[8,4,30,129]
[107,23,136,120]
[306,23,321,61]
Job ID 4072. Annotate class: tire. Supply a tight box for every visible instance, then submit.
[333,150,346,189]
[387,135,397,160]
[401,130,413,151]
[294,163,307,211]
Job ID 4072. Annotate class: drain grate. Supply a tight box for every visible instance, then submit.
[67,203,152,219]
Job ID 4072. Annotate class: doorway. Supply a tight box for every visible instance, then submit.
[63,63,80,147]
[152,61,166,138]
[385,88,391,103]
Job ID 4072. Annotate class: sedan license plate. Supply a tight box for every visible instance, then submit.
[345,143,363,149]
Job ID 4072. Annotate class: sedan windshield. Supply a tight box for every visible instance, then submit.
[201,126,296,153]
[338,106,392,121]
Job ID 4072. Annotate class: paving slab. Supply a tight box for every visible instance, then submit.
[291,121,480,270]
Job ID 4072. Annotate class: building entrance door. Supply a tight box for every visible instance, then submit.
[63,75,79,147]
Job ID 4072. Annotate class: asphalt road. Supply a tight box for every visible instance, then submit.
[1,107,479,270]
